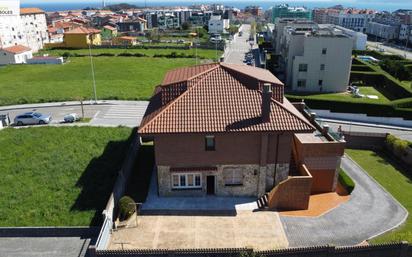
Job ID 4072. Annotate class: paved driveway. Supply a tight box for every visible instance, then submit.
[109,211,288,250]
[281,155,408,247]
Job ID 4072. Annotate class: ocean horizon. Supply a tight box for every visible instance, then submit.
[20,1,412,12]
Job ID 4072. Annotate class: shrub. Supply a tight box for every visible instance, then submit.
[338,169,355,194]
[97,53,115,56]
[386,134,411,157]
[62,52,72,58]
[118,52,134,57]
[118,196,135,221]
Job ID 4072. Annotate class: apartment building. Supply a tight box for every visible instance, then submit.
[277,25,352,92]
[19,8,49,52]
[157,13,180,29]
[320,24,367,50]
[399,24,412,42]
[0,1,48,52]
[208,15,229,34]
[366,22,400,40]
[272,19,317,55]
[272,4,311,23]
[313,7,375,33]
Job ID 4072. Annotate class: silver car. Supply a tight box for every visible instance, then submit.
[14,112,52,126]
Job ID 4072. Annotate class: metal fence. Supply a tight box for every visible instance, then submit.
[92,132,141,252]
[90,242,412,257]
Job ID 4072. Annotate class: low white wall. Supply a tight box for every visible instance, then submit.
[313,109,412,128]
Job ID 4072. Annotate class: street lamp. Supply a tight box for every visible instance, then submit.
[88,34,98,104]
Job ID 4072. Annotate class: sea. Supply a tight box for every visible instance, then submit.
[20,1,412,12]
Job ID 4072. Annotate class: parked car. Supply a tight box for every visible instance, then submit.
[63,113,80,123]
[14,112,51,126]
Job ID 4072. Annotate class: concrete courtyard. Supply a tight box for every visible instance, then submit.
[109,211,288,250]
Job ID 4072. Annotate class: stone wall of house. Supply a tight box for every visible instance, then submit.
[157,163,287,197]
[274,163,290,186]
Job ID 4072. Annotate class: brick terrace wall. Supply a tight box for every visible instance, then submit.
[343,131,387,150]
[91,242,412,257]
[267,164,312,210]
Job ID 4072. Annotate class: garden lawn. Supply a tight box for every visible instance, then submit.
[286,86,390,104]
[37,48,223,60]
[346,149,412,243]
[0,57,195,106]
[0,126,132,226]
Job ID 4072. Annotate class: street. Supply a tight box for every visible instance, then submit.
[366,41,412,60]
[0,100,148,128]
[224,24,259,65]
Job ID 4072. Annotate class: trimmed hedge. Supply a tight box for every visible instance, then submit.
[351,65,375,72]
[338,169,355,194]
[353,50,405,61]
[386,134,412,156]
[286,94,412,120]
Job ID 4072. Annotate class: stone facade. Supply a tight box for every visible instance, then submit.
[274,163,290,186]
[157,163,290,197]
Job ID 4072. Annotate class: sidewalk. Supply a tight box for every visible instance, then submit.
[0,100,147,112]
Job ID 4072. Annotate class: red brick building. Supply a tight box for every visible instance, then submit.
[138,63,345,210]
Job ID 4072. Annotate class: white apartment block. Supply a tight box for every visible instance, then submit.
[19,8,49,52]
[366,21,400,40]
[0,2,48,53]
[272,19,317,55]
[399,24,412,42]
[279,27,352,93]
[327,12,375,33]
[319,24,367,50]
[208,15,229,34]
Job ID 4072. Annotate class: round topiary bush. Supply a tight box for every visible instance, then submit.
[118,196,135,221]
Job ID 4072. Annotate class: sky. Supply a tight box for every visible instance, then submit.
[17,0,412,3]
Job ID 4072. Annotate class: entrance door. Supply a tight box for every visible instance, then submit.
[206,176,215,195]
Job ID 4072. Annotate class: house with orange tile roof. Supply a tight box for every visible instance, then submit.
[138,63,345,210]
[0,45,32,65]
[62,27,102,48]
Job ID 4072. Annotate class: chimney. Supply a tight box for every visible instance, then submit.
[261,83,272,123]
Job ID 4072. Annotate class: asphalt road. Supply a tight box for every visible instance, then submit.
[281,155,408,247]
[366,41,412,60]
[0,100,148,128]
[224,24,259,65]
[0,237,91,257]
[320,118,412,141]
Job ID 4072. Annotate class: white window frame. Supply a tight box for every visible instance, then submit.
[171,173,202,189]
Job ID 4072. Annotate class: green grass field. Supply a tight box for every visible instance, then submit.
[346,149,412,243]
[38,47,223,60]
[286,86,390,104]
[0,126,132,226]
[0,57,196,106]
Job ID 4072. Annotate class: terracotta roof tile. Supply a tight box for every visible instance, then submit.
[20,8,45,14]
[2,45,31,54]
[139,63,314,134]
[161,63,219,86]
[64,27,101,34]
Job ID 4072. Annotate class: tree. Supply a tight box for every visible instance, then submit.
[181,21,191,31]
